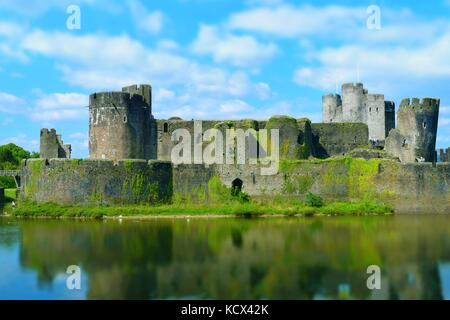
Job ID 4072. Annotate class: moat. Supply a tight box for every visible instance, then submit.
[0,215,449,300]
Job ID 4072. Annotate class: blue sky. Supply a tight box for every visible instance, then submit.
[0,0,449,158]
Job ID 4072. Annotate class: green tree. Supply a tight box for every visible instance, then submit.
[0,143,38,188]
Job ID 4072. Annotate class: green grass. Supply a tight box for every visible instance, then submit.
[10,198,394,219]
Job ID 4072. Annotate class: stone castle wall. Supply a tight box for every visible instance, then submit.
[40,129,71,159]
[385,98,440,162]
[171,159,450,214]
[21,159,172,205]
[20,157,449,214]
[155,117,369,162]
[156,116,315,163]
[440,148,450,162]
[311,123,369,158]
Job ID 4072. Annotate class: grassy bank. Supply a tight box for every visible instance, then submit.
[9,198,393,219]
[2,181,394,219]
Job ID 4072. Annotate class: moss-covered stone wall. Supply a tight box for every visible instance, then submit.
[311,123,369,158]
[21,159,172,205]
[20,157,450,214]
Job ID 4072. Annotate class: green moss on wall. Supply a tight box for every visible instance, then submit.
[280,157,384,200]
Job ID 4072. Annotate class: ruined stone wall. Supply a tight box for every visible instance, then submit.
[89,89,153,161]
[171,159,450,214]
[311,123,369,158]
[20,158,450,213]
[439,148,450,162]
[40,129,71,159]
[156,116,313,163]
[385,98,440,162]
[21,159,172,205]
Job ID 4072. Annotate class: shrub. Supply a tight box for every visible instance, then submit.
[305,192,324,208]
[235,190,250,203]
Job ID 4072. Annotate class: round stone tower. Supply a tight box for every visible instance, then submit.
[397,98,440,162]
[342,83,366,123]
[386,97,440,162]
[322,93,343,123]
[89,85,153,161]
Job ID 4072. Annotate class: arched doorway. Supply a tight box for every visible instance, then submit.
[231,178,243,196]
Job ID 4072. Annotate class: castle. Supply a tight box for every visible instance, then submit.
[22,83,449,213]
[323,83,440,162]
[322,83,396,146]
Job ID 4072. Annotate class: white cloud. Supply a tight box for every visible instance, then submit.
[441,106,450,114]
[227,5,364,38]
[219,99,254,114]
[293,29,450,94]
[0,21,25,38]
[22,31,147,67]
[127,0,163,34]
[191,24,278,67]
[155,88,176,101]
[157,39,179,51]
[0,92,25,114]
[31,92,88,121]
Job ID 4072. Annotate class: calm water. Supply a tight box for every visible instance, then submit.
[0,215,450,300]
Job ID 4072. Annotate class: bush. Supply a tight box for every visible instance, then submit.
[235,190,250,203]
[305,192,324,208]
[0,143,38,188]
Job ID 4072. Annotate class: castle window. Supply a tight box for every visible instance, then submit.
[423,121,427,129]
[163,123,168,133]
[123,115,128,123]
[376,107,379,112]
[369,107,372,112]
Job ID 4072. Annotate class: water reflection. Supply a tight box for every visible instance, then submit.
[1,216,450,300]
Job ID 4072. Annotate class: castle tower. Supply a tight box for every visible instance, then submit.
[322,83,396,146]
[89,85,153,161]
[342,83,366,123]
[439,148,450,162]
[385,98,440,162]
[40,128,71,159]
[322,94,343,123]
[365,93,386,145]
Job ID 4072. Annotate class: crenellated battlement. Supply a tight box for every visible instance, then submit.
[342,83,364,91]
[399,97,440,110]
[366,94,384,102]
[89,91,147,108]
[40,128,71,159]
[122,84,152,108]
